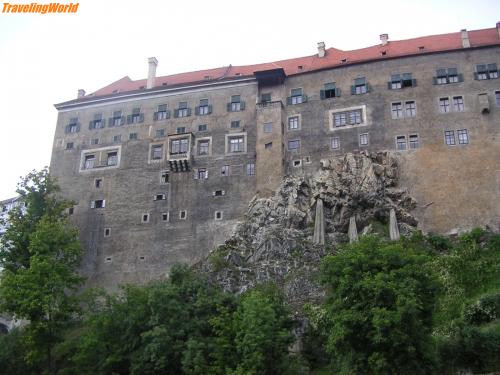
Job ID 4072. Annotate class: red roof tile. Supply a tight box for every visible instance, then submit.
[89,27,500,98]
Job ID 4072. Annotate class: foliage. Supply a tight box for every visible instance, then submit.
[463,292,500,325]
[0,328,32,375]
[320,235,439,374]
[0,168,83,374]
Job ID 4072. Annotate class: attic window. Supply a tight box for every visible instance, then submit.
[381,51,387,56]
[418,46,425,51]
[139,85,145,89]
[112,89,119,94]
[298,65,303,70]
[235,72,242,76]
[162,82,168,86]
[204,75,212,80]
[341,58,347,63]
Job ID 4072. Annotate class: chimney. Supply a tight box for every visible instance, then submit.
[496,22,500,38]
[77,89,85,98]
[317,42,326,58]
[461,29,470,48]
[147,57,158,89]
[380,33,389,46]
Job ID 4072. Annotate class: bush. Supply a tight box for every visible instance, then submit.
[463,293,500,325]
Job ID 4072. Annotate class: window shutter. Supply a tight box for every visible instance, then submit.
[350,85,355,95]
[302,95,308,103]
[90,201,95,208]
[335,88,341,97]
[174,109,179,118]
[412,79,417,87]
[286,97,292,105]
[240,101,245,110]
[102,119,106,127]
[457,74,464,82]
[186,108,192,116]
[127,115,132,124]
[432,77,438,85]
[193,169,198,180]
[320,90,325,99]
[194,106,200,115]
[153,112,158,121]
[387,82,392,90]
[365,83,371,93]
[102,200,105,208]
[208,105,212,114]
[89,121,94,130]
[76,123,80,132]
[139,114,144,123]
[473,72,479,80]
[227,103,232,112]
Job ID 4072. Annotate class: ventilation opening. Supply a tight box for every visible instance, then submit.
[180,210,187,220]
[142,214,149,223]
[104,228,111,237]
[162,213,169,221]
[215,211,223,220]
[105,256,112,263]
[139,256,146,261]
[293,160,302,167]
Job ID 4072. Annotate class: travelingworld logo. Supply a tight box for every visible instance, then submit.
[2,2,79,14]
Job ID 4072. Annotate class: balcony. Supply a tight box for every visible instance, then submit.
[256,100,283,109]
[167,133,193,172]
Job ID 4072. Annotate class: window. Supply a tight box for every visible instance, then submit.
[246,163,255,176]
[288,139,300,150]
[293,160,302,167]
[439,98,451,113]
[321,82,340,99]
[68,207,74,215]
[405,101,416,117]
[457,129,469,144]
[110,111,123,127]
[89,114,105,129]
[154,194,166,201]
[334,112,347,127]
[194,168,208,179]
[434,68,462,84]
[474,64,498,80]
[162,212,169,222]
[105,256,112,263]
[231,120,240,129]
[214,190,225,196]
[154,104,169,120]
[396,135,407,150]
[152,129,164,138]
[215,211,223,220]
[90,138,99,145]
[288,116,299,130]
[352,77,369,95]
[444,130,456,145]
[66,142,74,149]
[142,213,149,223]
[176,126,186,134]
[261,93,271,103]
[288,88,305,105]
[106,151,118,166]
[160,171,169,184]
[179,210,187,220]
[175,101,190,117]
[229,136,244,153]
[196,99,211,115]
[198,140,210,155]
[333,108,365,128]
[263,122,273,133]
[391,102,403,119]
[265,142,272,149]
[331,137,340,150]
[84,155,95,169]
[359,133,369,146]
[349,110,362,124]
[129,132,138,140]
[65,118,80,133]
[127,108,143,124]
[221,165,229,176]
[409,134,419,149]
[104,228,111,237]
[171,138,188,154]
[151,144,163,160]
[95,178,102,188]
[496,91,500,106]
[198,124,207,132]
[453,96,464,112]
[388,73,415,89]
[90,199,105,209]
[113,135,122,143]
[228,95,245,111]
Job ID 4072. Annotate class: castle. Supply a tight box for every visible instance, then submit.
[50,25,500,288]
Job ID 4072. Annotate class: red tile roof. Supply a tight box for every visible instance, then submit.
[89,27,500,98]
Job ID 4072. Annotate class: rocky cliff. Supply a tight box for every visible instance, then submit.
[198,151,419,307]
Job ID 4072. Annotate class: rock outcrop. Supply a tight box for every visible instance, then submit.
[197,151,418,307]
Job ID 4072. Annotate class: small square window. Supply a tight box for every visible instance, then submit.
[160,171,170,184]
[359,133,369,146]
[177,127,186,134]
[179,210,187,220]
[129,133,138,140]
[139,256,146,261]
[246,163,255,176]
[162,212,169,222]
[105,256,112,263]
[156,129,165,138]
[154,194,166,201]
[113,135,122,143]
[288,139,300,150]
[214,190,225,197]
[66,142,74,149]
[104,228,111,237]
[331,137,340,150]
[90,138,99,145]
[198,124,208,132]
[95,178,102,188]
[263,123,273,133]
[215,211,223,220]
[265,142,272,149]
[142,213,149,223]
[196,168,208,180]
[231,120,240,129]
[91,199,105,209]
[293,160,302,167]
[221,165,230,176]
[288,116,299,130]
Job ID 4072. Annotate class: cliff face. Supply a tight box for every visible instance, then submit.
[198,151,418,306]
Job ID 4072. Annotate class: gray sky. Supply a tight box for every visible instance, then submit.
[0,0,499,200]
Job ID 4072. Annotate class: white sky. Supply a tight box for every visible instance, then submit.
[0,0,499,200]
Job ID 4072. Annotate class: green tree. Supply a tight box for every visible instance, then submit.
[320,235,439,374]
[0,168,83,374]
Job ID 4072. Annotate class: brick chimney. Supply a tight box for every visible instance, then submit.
[147,57,158,89]
[380,34,389,46]
[461,29,470,48]
[317,42,326,58]
[77,89,85,98]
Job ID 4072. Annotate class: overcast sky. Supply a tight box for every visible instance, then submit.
[0,0,499,200]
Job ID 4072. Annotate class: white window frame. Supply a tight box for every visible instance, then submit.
[329,105,368,131]
[359,133,369,146]
[225,132,247,155]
